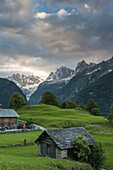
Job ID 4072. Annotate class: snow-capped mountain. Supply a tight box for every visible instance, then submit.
[29,66,75,104]
[7,73,44,100]
[29,56,113,114]
[46,66,75,82]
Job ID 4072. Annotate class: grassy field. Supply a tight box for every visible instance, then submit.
[17,104,105,128]
[0,130,42,146]
[0,134,93,170]
[0,104,113,169]
[0,145,93,170]
[93,134,113,170]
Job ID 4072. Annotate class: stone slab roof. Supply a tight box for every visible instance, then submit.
[35,127,95,149]
[0,109,19,117]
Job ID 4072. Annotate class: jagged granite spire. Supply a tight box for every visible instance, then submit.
[7,74,44,100]
[46,66,75,82]
[75,60,96,74]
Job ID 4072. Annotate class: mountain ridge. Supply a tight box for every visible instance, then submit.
[46,66,75,82]
[0,78,26,108]
[7,73,44,100]
[29,56,113,114]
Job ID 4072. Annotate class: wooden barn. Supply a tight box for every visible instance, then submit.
[0,109,19,130]
[35,127,95,159]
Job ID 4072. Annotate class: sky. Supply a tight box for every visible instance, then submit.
[0,0,113,79]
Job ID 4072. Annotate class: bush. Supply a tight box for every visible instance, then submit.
[25,118,34,129]
[91,108,101,116]
[61,100,77,109]
[107,103,113,124]
[61,101,67,109]
[86,99,99,113]
[89,141,105,168]
[72,136,105,168]
[78,103,87,110]
[107,113,113,124]
[71,136,91,163]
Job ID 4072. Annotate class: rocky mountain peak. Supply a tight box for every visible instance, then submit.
[7,73,44,101]
[75,60,96,74]
[46,66,75,82]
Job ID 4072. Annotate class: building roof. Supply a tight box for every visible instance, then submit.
[35,127,95,149]
[0,109,19,117]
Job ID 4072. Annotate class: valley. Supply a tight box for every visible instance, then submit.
[1,1,113,169]
[0,104,113,169]
[3,57,113,115]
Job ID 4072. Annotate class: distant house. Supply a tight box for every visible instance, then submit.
[35,127,95,159]
[0,109,19,129]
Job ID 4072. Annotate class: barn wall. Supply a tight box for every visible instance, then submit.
[67,148,75,160]
[3,118,9,122]
[37,133,68,159]
[0,117,17,129]
[38,135,56,158]
[38,144,41,156]
[10,117,16,123]
[56,148,67,159]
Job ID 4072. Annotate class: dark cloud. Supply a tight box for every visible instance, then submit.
[47,0,113,10]
[0,0,113,78]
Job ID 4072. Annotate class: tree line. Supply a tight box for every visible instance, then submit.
[8,91,113,122]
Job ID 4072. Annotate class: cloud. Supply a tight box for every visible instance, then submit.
[57,9,68,17]
[0,0,113,78]
[35,12,52,19]
[47,0,113,10]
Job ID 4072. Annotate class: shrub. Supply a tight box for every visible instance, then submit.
[61,100,77,109]
[89,141,105,168]
[61,101,67,109]
[86,99,99,113]
[71,136,91,163]
[50,162,67,170]
[25,118,34,129]
[78,103,87,110]
[91,108,101,116]
[72,136,105,168]
[107,103,113,124]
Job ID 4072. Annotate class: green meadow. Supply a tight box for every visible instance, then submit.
[0,131,93,170]
[0,104,113,169]
[17,104,105,128]
[0,130,42,147]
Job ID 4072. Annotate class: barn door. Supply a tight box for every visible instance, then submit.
[41,143,56,158]
[51,145,56,158]
[47,144,56,158]
[41,143,46,156]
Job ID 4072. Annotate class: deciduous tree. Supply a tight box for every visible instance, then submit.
[86,98,99,113]
[72,136,105,168]
[40,91,60,107]
[9,92,27,109]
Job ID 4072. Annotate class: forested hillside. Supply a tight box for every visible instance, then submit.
[0,78,26,108]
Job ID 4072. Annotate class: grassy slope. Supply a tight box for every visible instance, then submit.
[17,104,113,169]
[0,140,92,170]
[93,134,113,170]
[17,104,104,128]
[0,104,113,169]
[0,130,42,146]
